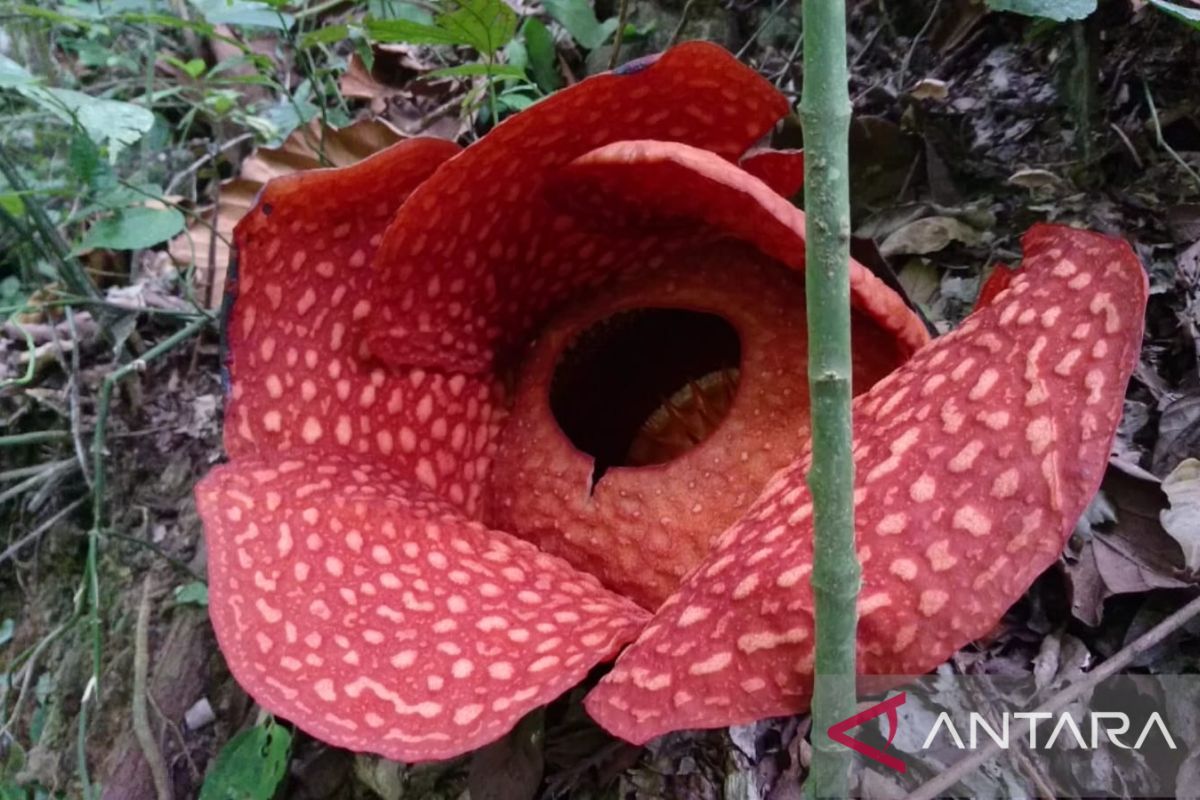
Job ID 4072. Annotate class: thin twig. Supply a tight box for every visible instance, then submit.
[0,431,70,447]
[667,0,696,49]
[906,592,1200,800]
[0,618,73,741]
[0,459,77,505]
[896,0,942,94]
[133,578,174,800]
[608,0,630,70]
[1109,122,1143,170]
[0,496,86,568]
[1143,81,1200,190]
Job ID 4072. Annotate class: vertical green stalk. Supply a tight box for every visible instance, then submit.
[800,2,859,798]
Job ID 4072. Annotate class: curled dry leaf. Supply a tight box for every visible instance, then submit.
[879,214,985,257]
[340,51,470,142]
[168,119,408,307]
[1162,458,1200,572]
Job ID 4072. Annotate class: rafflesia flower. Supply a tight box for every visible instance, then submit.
[195,42,1148,759]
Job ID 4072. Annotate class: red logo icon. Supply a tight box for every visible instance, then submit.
[827,692,908,772]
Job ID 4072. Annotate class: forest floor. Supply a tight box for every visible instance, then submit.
[1,0,1199,798]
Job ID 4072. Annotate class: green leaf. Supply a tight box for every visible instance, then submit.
[427,63,527,79]
[364,17,469,46]
[984,0,1096,21]
[368,0,433,22]
[182,58,208,78]
[173,582,210,607]
[1148,0,1200,29]
[0,55,35,88]
[69,133,116,194]
[437,0,518,55]
[0,193,25,217]
[300,23,350,48]
[188,0,295,30]
[74,207,185,253]
[0,619,13,648]
[200,720,292,800]
[16,86,154,159]
[542,0,616,49]
[523,18,562,92]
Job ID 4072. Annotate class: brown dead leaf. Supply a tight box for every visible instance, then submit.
[879,215,984,257]
[340,50,468,141]
[1064,467,1195,626]
[168,118,407,306]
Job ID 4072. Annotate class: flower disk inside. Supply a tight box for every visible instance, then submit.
[488,247,908,609]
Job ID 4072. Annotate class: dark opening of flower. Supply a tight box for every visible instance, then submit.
[548,307,742,477]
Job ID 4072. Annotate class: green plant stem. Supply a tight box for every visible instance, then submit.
[0,430,71,447]
[800,2,859,798]
[79,315,210,793]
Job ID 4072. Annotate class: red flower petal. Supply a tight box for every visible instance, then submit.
[195,454,649,762]
[365,42,792,373]
[584,224,1147,744]
[224,138,503,513]
[977,262,1020,308]
[549,139,930,356]
[739,148,805,198]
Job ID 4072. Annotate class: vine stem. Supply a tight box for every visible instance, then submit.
[77,314,211,797]
[800,2,859,798]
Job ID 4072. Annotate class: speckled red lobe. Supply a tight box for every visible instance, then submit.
[977,262,1020,309]
[218,138,504,515]
[197,134,654,760]
[364,42,793,374]
[584,224,1148,744]
[547,140,930,357]
[197,454,649,762]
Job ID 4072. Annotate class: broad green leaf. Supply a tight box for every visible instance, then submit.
[0,619,12,647]
[253,80,319,146]
[200,720,292,800]
[524,18,562,92]
[0,55,35,88]
[74,207,185,253]
[1149,0,1200,29]
[364,17,470,45]
[542,0,615,49]
[498,91,537,112]
[188,0,295,30]
[438,0,519,55]
[300,23,350,48]
[174,582,210,607]
[366,0,517,53]
[985,0,1097,21]
[427,63,527,79]
[17,86,154,159]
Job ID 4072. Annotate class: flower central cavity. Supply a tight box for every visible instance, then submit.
[487,250,820,609]
[549,307,742,487]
